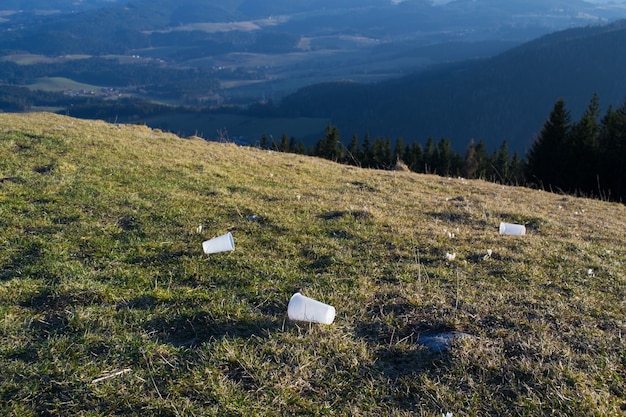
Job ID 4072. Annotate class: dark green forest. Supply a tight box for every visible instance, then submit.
[526,95,626,202]
[262,94,626,203]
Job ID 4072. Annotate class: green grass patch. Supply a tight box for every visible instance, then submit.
[1,112,625,416]
[26,77,103,92]
[1,54,92,65]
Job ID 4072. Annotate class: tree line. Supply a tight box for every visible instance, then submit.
[526,94,626,202]
[258,93,626,203]
[314,125,525,184]
[258,124,525,185]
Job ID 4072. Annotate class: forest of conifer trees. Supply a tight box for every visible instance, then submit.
[526,94,626,202]
[257,93,626,203]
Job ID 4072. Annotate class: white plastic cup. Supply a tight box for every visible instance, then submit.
[499,222,526,236]
[202,232,235,254]
[288,292,336,325]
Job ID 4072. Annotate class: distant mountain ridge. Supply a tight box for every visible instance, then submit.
[2,0,626,59]
[2,0,626,150]
[277,19,626,152]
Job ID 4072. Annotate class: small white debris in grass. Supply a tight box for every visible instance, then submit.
[445,252,456,261]
[91,368,132,384]
[587,269,594,276]
[196,225,203,234]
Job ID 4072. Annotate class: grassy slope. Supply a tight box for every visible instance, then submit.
[0,112,624,416]
[26,77,102,92]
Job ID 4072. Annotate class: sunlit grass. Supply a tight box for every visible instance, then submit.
[1,112,624,416]
[26,77,102,92]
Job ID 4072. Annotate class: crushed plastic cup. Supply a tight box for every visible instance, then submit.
[287,292,335,325]
[202,232,235,254]
[499,222,526,236]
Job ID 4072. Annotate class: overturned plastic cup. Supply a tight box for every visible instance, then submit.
[288,292,335,325]
[499,222,526,236]
[202,232,235,254]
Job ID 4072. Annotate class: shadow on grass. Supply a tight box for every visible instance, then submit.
[19,288,107,342]
[22,287,106,311]
[318,210,373,221]
[0,175,25,184]
[426,210,491,230]
[144,312,282,347]
[1,241,44,281]
[355,300,462,379]
[349,181,379,193]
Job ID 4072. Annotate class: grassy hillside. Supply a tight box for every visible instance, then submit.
[27,77,102,92]
[0,112,624,416]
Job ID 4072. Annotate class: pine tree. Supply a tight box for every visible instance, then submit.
[346,133,362,166]
[288,136,297,153]
[371,137,392,169]
[598,99,626,200]
[474,140,489,179]
[260,134,268,149]
[393,137,405,165]
[362,133,372,168]
[383,137,393,168]
[269,135,280,151]
[424,137,437,173]
[279,133,289,152]
[463,139,479,179]
[493,140,510,183]
[316,124,342,161]
[437,138,458,176]
[569,93,600,194]
[404,142,423,173]
[526,99,571,191]
[509,151,525,185]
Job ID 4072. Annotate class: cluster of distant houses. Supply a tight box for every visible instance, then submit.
[63,87,121,98]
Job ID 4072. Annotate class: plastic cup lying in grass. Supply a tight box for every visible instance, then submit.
[202,232,235,254]
[499,222,526,236]
[288,292,336,325]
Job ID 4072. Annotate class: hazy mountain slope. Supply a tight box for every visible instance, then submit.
[2,0,626,140]
[0,0,121,11]
[2,0,625,57]
[1,112,625,415]
[278,19,626,152]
